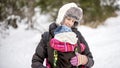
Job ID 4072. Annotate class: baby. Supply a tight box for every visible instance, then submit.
[50,24,78,52]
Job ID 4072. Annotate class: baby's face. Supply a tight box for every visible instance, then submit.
[63,16,76,27]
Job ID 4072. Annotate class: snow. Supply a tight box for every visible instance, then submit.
[78,13,120,68]
[0,23,41,68]
[0,11,120,68]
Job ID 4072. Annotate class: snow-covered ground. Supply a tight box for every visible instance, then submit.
[78,15,120,68]
[0,12,120,68]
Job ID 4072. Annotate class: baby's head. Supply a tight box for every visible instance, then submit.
[54,25,72,35]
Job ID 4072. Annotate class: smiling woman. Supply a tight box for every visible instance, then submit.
[31,2,94,68]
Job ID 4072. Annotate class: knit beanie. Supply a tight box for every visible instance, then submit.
[54,25,72,35]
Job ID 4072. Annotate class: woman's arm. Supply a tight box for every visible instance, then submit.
[78,31,94,67]
[31,32,48,68]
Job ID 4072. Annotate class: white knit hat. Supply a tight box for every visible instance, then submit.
[56,2,83,26]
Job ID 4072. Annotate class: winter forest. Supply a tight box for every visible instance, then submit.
[0,0,120,68]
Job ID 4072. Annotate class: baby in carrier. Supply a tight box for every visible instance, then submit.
[50,25,78,52]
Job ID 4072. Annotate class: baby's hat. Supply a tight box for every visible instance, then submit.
[54,25,72,35]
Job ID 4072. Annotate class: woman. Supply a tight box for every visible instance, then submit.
[32,2,94,68]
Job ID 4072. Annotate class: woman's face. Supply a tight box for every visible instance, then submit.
[63,16,76,27]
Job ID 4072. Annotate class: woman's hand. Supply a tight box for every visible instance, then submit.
[70,53,88,66]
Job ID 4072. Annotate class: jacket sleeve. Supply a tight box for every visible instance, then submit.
[31,33,48,68]
[78,31,94,67]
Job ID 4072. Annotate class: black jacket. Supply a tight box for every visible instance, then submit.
[31,23,94,68]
